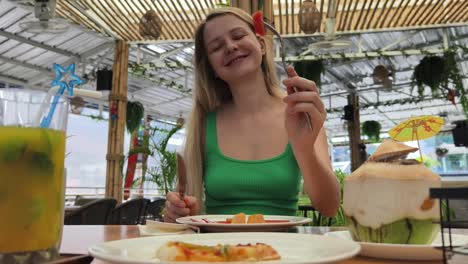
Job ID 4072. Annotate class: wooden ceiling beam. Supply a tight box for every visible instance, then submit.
[452,1,468,23]
[88,0,131,40]
[386,0,405,28]
[346,0,358,31]
[401,0,421,27]
[444,1,468,24]
[153,0,185,39]
[359,0,373,30]
[419,0,444,25]
[277,0,283,34]
[341,0,353,31]
[379,0,396,28]
[365,0,381,29]
[406,0,430,27]
[144,0,180,40]
[354,0,368,30]
[175,0,197,38]
[338,0,349,31]
[110,0,140,40]
[186,0,203,22]
[431,0,455,25]
[394,0,412,28]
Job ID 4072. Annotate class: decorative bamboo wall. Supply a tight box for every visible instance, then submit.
[56,0,468,42]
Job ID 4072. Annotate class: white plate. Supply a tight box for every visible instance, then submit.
[326,230,468,260]
[146,220,191,232]
[89,232,360,264]
[176,215,311,232]
[138,225,193,237]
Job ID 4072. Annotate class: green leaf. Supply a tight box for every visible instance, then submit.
[27,197,45,221]
[0,141,27,163]
[29,151,54,176]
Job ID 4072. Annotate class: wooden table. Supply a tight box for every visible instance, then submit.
[60,225,468,264]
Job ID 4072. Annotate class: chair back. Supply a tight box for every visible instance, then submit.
[65,198,117,225]
[74,195,99,206]
[146,198,166,221]
[108,198,149,225]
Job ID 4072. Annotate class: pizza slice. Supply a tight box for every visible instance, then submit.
[156,241,281,262]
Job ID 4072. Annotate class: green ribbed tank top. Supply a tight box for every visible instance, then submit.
[204,111,301,216]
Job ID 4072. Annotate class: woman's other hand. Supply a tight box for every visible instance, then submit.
[163,192,199,223]
[282,66,326,149]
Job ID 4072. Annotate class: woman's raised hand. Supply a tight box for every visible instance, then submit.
[282,66,327,149]
[163,191,199,223]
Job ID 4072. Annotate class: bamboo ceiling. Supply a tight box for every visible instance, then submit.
[56,0,468,42]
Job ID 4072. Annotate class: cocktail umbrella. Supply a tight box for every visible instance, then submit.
[389,115,444,160]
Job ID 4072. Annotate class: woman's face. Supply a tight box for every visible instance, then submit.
[203,14,265,83]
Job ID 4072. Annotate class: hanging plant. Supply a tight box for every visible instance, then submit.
[362,120,381,142]
[412,51,468,117]
[293,60,324,88]
[126,101,144,133]
[435,147,449,158]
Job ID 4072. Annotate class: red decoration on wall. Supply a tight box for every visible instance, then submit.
[124,135,139,200]
[110,102,118,120]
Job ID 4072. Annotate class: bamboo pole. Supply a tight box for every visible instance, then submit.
[105,40,129,203]
[347,92,363,172]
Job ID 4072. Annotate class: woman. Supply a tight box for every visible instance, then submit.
[164,7,340,222]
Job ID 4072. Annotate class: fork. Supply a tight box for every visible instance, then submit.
[263,22,313,130]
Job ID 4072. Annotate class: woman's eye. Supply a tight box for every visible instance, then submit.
[233,34,246,40]
[209,44,222,53]
[211,45,221,52]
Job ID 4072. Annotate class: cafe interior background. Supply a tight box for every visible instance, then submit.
[0,0,467,208]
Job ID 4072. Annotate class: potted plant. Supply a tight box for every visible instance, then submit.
[413,51,467,117]
[435,147,449,158]
[362,120,381,142]
[125,122,182,196]
[293,60,324,88]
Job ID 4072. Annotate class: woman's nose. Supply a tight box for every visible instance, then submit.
[225,40,238,53]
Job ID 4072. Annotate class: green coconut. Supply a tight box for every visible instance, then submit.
[343,140,441,244]
[346,216,439,244]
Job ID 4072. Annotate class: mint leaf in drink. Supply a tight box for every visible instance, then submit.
[0,141,27,163]
[27,197,45,221]
[0,188,6,203]
[29,151,54,176]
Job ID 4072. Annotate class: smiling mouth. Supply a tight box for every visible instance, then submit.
[225,54,249,66]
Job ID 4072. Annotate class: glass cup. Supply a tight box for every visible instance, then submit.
[0,89,69,263]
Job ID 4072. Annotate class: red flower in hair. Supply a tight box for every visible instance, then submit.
[252,11,265,36]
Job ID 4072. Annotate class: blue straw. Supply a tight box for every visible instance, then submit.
[40,84,66,128]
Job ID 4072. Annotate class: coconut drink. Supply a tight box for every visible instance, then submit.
[343,139,441,244]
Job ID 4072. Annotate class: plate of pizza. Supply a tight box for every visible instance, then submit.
[176,214,312,232]
[89,232,360,263]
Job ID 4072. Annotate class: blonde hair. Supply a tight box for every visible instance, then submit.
[184,7,283,207]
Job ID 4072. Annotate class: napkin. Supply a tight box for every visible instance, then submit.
[138,220,199,236]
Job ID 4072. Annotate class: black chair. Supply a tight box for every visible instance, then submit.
[108,198,149,225]
[74,195,99,206]
[64,198,117,225]
[145,198,166,222]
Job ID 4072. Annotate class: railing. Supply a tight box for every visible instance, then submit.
[65,187,166,205]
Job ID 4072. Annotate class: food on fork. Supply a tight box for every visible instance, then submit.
[343,139,441,244]
[156,241,281,262]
